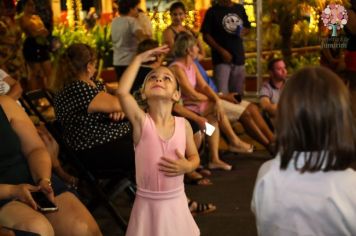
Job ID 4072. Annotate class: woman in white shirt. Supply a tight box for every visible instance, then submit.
[251,66,356,236]
[111,0,149,80]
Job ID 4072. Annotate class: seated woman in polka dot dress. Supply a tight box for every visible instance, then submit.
[50,43,134,173]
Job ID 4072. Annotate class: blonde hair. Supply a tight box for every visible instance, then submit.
[172,31,197,58]
[141,66,180,91]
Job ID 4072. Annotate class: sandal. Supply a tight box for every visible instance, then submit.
[188,199,217,216]
[184,172,212,186]
[196,167,212,177]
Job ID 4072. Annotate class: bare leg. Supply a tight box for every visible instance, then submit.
[27,63,43,91]
[193,131,202,150]
[0,201,54,236]
[218,113,252,152]
[37,125,78,187]
[185,131,212,184]
[45,192,102,236]
[206,116,232,171]
[247,104,274,142]
[239,105,271,147]
[41,60,52,89]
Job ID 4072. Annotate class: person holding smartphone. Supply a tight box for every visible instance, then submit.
[0,96,102,236]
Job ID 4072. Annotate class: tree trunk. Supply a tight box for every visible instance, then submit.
[279,21,294,62]
[276,7,295,63]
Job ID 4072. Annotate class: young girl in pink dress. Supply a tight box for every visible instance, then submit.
[117,45,200,236]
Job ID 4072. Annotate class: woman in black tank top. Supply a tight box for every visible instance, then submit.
[162,2,206,61]
[0,96,102,236]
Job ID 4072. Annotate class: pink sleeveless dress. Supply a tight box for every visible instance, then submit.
[125,115,200,236]
[170,61,209,114]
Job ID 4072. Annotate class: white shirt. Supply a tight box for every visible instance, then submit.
[111,16,142,66]
[0,69,10,95]
[251,153,356,236]
[137,12,152,38]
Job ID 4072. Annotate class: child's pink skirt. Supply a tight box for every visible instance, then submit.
[126,186,200,236]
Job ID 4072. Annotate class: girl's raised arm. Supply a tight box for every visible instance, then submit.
[116,45,169,142]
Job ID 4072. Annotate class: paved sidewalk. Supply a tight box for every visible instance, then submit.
[93,150,270,236]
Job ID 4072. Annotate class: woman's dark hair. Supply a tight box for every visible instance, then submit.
[170,1,186,12]
[267,58,283,71]
[276,66,356,172]
[137,39,160,65]
[16,0,30,14]
[137,39,159,54]
[51,43,96,92]
[118,0,140,15]
[34,0,53,32]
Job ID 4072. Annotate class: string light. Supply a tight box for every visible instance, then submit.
[149,10,198,43]
[66,0,82,28]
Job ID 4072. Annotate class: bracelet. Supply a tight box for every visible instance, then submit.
[37,178,52,186]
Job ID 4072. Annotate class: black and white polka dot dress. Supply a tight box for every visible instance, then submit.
[53,80,131,151]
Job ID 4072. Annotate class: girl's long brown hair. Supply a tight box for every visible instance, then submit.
[277,66,356,172]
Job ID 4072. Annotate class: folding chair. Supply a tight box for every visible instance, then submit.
[21,89,136,231]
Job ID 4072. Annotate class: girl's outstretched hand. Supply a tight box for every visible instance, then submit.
[138,45,170,63]
[158,149,194,176]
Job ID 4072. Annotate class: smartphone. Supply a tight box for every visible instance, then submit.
[31,191,58,213]
[204,122,216,136]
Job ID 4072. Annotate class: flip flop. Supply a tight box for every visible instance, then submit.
[197,168,212,177]
[188,199,217,216]
[184,174,213,186]
[184,177,212,186]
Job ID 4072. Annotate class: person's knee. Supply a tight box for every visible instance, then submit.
[14,217,54,236]
[69,219,102,236]
[242,109,252,120]
[248,103,259,112]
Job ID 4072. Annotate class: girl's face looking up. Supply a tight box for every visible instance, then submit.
[143,67,180,102]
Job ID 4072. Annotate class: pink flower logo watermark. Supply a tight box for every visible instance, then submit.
[321,4,348,37]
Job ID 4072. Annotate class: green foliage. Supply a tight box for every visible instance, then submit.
[245,52,320,75]
[52,24,112,60]
[289,52,320,72]
[291,20,320,47]
[91,24,112,59]
[52,24,113,77]
[52,24,96,55]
